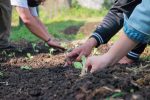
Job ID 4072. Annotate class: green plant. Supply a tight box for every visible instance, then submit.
[32,43,39,53]
[73,62,82,69]
[20,66,32,70]
[49,48,55,55]
[1,50,7,55]
[106,92,124,100]
[73,55,87,76]
[8,52,15,57]
[0,72,4,77]
[26,53,33,60]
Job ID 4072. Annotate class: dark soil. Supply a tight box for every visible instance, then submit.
[0,41,150,100]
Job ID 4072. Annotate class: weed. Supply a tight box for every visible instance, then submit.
[20,66,32,70]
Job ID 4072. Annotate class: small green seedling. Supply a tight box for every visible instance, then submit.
[0,72,4,77]
[26,53,33,60]
[49,48,55,55]
[8,52,15,57]
[32,43,39,53]
[1,50,7,55]
[73,56,87,76]
[20,66,32,70]
[73,62,82,69]
[106,92,124,100]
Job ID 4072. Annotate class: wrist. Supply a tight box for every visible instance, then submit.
[86,37,98,48]
[45,38,51,44]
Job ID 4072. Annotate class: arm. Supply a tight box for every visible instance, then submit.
[16,7,64,50]
[16,7,50,42]
[91,0,141,47]
[66,0,141,62]
[86,33,138,73]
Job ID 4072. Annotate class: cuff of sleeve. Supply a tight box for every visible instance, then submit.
[127,51,140,61]
[90,32,104,48]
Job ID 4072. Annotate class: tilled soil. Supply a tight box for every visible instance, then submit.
[0,42,150,100]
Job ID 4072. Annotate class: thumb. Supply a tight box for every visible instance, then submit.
[85,58,92,72]
[90,66,97,73]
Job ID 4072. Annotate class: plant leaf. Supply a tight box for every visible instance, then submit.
[0,72,4,77]
[20,66,32,70]
[73,62,82,69]
[111,92,124,98]
[80,56,87,76]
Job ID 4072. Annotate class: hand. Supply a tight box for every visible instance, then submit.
[86,55,111,73]
[47,40,65,51]
[66,38,97,64]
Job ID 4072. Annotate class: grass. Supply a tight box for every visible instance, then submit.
[10,6,108,42]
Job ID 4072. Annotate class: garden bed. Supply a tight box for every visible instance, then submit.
[0,41,150,100]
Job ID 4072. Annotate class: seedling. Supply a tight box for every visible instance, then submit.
[0,72,4,77]
[26,53,33,60]
[32,43,39,53]
[8,52,15,57]
[73,56,87,76]
[49,48,55,56]
[20,66,32,70]
[73,62,82,69]
[106,92,124,100]
[1,50,7,55]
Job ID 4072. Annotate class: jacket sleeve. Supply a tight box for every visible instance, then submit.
[90,0,141,47]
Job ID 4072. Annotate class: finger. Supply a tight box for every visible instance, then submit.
[76,52,84,61]
[85,57,92,71]
[63,61,71,67]
[90,66,97,73]
[67,49,79,58]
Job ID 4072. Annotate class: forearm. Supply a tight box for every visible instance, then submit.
[16,7,50,42]
[90,0,141,47]
[33,16,49,34]
[90,5,124,47]
[105,33,138,65]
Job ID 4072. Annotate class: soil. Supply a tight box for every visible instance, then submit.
[0,41,150,100]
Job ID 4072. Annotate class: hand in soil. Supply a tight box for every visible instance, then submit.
[86,55,111,73]
[47,40,65,51]
[66,42,93,62]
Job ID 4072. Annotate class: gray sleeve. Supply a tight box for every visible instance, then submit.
[90,0,141,47]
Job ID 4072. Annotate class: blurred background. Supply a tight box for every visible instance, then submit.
[11,0,114,42]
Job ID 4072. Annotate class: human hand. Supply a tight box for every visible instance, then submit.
[65,38,97,66]
[47,40,65,51]
[86,55,111,73]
